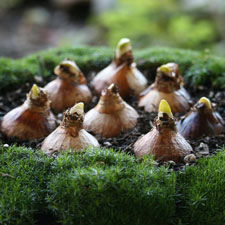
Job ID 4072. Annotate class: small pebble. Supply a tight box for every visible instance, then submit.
[34,75,43,83]
[184,154,196,163]
[209,91,214,98]
[195,142,210,155]
[215,92,222,99]
[25,82,30,87]
[152,160,159,166]
[167,160,176,166]
[15,89,22,94]
[103,141,112,147]
[199,142,209,155]
[197,85,205,90]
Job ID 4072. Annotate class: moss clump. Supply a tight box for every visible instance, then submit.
[47,149,176,225]
[1,144,225,225]
[0,46,112,92]
[0,145,54,225]
[176,149,225,225]
[0,145,176,225]
[0,46,225,92]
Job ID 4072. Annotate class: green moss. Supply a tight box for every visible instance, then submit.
[47,149,176,225]
[0,145,176,225]
[176,149,225,225]
[0,46,112,92]
[0,145,54,225]
[0,46,225,92]
[1,144,225,225]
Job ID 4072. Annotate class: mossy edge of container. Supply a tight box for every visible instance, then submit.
[1,144,225,225]
[0,46,225,93]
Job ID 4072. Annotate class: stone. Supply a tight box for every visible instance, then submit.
[184,154,196,163]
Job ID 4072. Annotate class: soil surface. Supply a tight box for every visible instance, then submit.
[0,72,224,170]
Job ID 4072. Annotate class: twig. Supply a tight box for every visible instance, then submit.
[1,172,15,178]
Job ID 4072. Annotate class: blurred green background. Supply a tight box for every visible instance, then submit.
[1,0,225,58]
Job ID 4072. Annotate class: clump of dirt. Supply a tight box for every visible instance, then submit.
[0,74,224,170]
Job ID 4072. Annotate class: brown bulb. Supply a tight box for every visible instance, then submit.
[83,83,139,138]
[177,97,224,139]
[41,103,99,155]
[91,38,147,98]
[1,84,57,140]
[134,100,192,162]
[139,62,191,114]
[44,58,92,112]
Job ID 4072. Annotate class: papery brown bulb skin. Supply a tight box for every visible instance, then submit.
[91,47,147,99]
[177,103,224,139]
[134,127,192,162]
[91,62,132,98]
[44,59,92,112]
[84,84,139,138]
[84,110,122,138]
[139,63,191,114]
[1,105,56,140]
[139,86,191,114]
[84,102,139,138]
[41,127,99,155]
[1,86,57,140]
[133,108,192,163]
[44,78,92,112]
[41,103,99,154]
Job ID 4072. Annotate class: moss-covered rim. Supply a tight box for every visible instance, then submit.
[0,145,225,225]
[0,46,225,93]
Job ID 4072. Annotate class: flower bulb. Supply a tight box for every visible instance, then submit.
[83,83,139,138]
[41,102,99,154]
[139,62,191,114]
[91,38,147,98]
[44,58,92,112]
[1,84,57,140]
[134,99,192,162]
[177,97,224,138]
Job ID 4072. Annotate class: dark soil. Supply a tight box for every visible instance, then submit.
[0,72,224,170]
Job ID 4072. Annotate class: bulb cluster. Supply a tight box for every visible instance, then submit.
[0,38,224,162]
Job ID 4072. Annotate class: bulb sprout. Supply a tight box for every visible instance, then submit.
[69,102,84,115]
[158,99,173,118]
[31,84,39,99]
[159,65,171,73]
[117,38,131,49]
[199,97,211,109]
[60,60,79,75]
[116,38,132,58]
